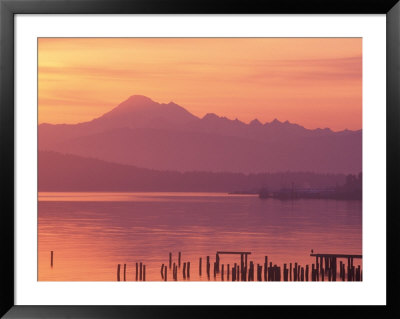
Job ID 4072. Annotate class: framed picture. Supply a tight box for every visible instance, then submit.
[1,0,399,318]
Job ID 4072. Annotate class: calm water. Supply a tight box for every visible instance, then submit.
[38,192,362,281]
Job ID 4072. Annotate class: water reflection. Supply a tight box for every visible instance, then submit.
[38,192,362,281]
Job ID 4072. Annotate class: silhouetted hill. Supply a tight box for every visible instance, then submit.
[38,151,347,192]
[39,95,361,174]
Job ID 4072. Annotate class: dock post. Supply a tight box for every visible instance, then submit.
[140,262,143,281]
[312,264,315,281]
[178,252,181,267]
[264,256,268,281]
[283,264,287,281]
[164,266,167,281]
[333,257,337,281]
[169,252,172,269]
[240,254,244,275]
[221,264,225,281]
[206,256,210,278]
[213,262,216,279]
[143,265,146,281]
[278,266,282,281]
[227,264,230,280]
[187,261,190,278]
[136,262,138,281]
[123,264,126,281]
[50,251,54,268]
[183,262,186,279]
[161,264,164,279]
[199,257,202,276]
[328,267,331,281]
[306,265,309,281]
[117,264,121,281]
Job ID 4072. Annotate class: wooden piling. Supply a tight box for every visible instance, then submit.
[290,263,292,281]
[221,264,225,281]
[164,266,167,281]
[117,264,121,281]
[278,266,281,281]
[206,256,210,278]
[183,262,187,279]
[321,257,324,274]
[227,264,230,280]
[213,262,216,279]
[187,262,190,278]
[344,263,346,281]
[140,262,143,281]
[301,267,304,281]
[136,262,138,281]
[232,263,236,281]
[50,251,54,268]
[123,264,126,281]
[161,264,164,279]
[169,252,172,269]
[248,261,252,281]
[283,264,287,281]
[347,264,350,281]
[332,257,337,281]
[143,265,146,281]
[294,263,297,281]
[297,265,300,281]
[312,264,315,281]
[199,257,202,276]
[264,256,268,281]
[178,252,181,267]
[306,265,309,281]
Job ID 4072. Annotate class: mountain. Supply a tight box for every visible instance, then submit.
[39,95,362,174]
[38,151,347,192]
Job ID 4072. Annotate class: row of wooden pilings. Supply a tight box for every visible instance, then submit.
[159,252,362,281]
[116,262,146,281]
[115,252,362,281]
[311,255,362,282]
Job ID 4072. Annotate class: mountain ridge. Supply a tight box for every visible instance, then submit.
[38,95,362,174]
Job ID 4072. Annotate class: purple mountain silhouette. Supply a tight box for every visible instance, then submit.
[39,95,362,174]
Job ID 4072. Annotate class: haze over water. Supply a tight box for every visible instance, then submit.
[38,192,362,281]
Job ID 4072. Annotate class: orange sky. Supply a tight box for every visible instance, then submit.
[38,38,362,131]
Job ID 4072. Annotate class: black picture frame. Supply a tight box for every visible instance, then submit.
[1,0,399,318]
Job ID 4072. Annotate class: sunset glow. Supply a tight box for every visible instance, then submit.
[38,38,362,131]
